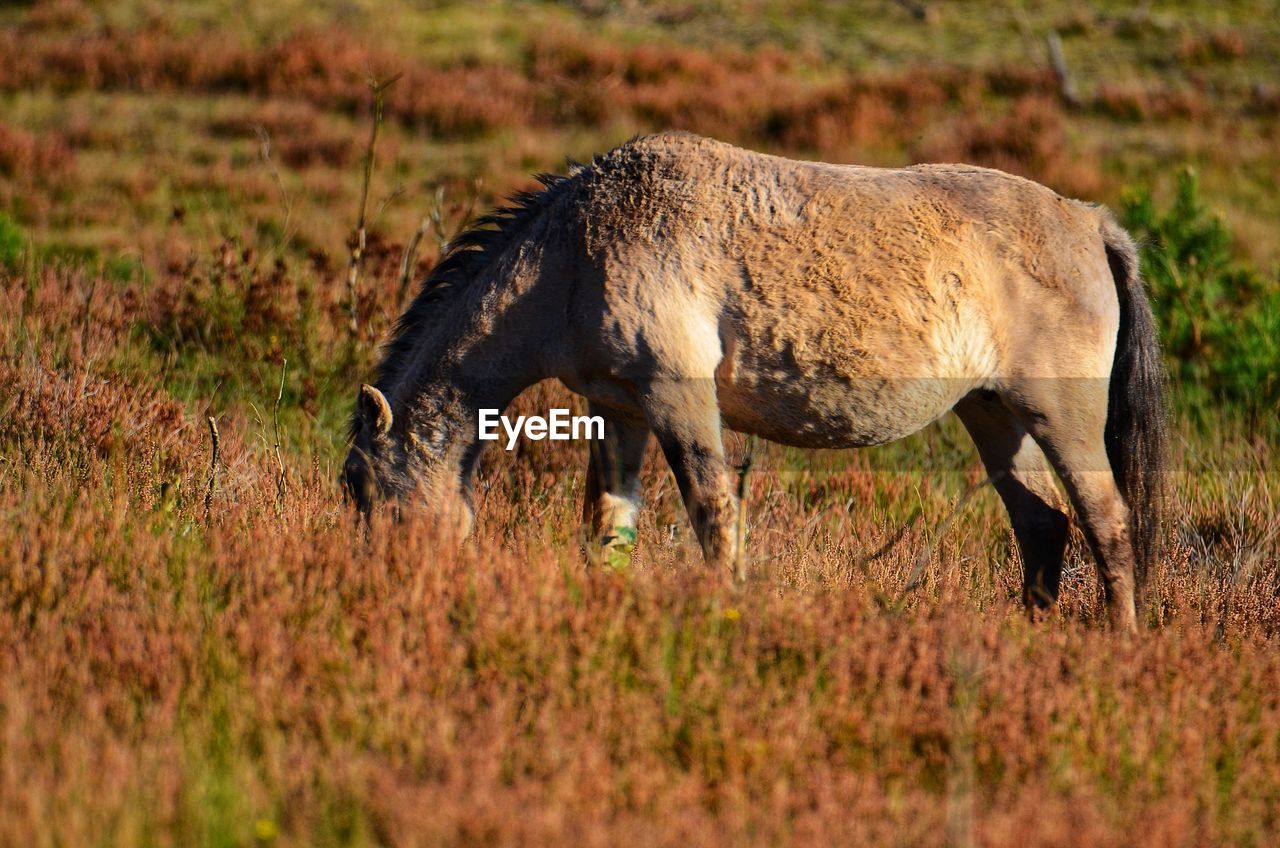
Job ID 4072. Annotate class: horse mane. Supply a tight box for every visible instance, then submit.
[371,162,585,393]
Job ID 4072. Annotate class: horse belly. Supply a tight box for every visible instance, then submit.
[715,365,972,448]
[713,320,989,448]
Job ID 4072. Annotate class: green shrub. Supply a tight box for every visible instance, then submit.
[0,211,25,270]
[1121,170,1280,424]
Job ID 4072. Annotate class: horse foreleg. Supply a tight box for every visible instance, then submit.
[642,378,740,574]
[582,404,651,568]
[955,393,1070,614]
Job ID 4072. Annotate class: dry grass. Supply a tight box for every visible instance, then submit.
[0,120,76,180]
[3,232,1279,848]
[7,2,1279,270]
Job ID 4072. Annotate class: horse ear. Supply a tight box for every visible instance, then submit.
[358,384,393,437]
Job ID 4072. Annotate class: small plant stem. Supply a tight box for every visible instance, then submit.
[255,125,295,253]
[204,416,220,523]
[397,214,431,306]
[346,73,401,335]
[273,358,288,515]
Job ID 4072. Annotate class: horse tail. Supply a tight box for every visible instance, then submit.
[1100,215,1169,594]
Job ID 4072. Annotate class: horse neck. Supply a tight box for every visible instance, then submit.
[396,248,564,436]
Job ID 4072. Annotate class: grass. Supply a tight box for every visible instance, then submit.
[2,0,1279,845]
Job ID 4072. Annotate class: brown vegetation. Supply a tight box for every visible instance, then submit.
[0,22,1082,165]
[3,1,1280,843]
[3,206,1279,847]
[913,95,1103,197]
[0,120,75,180]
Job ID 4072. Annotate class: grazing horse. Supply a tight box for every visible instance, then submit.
[343,132,1167,632]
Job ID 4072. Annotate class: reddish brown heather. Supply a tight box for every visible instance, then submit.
[0,5,1278,841]
[1178,29,1249,64]
[2,253,1280,845]
[0,25,535,137]
[0,21,1097,176]
[1094,83,1210,123]
[13,14,1218,274]
[0,120,76,180]
[914,95,1104,197]
[207,101,358,169]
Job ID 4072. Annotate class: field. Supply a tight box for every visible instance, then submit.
[2,0,1279,845]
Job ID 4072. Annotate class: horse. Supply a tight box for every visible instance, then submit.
[342,131,1167,632]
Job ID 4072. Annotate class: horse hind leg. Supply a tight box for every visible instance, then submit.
[1012,380,1140,633]
[582,403,651,568]
[955,393,1070,613]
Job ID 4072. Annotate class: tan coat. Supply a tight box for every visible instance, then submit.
[345,132,1167,632]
